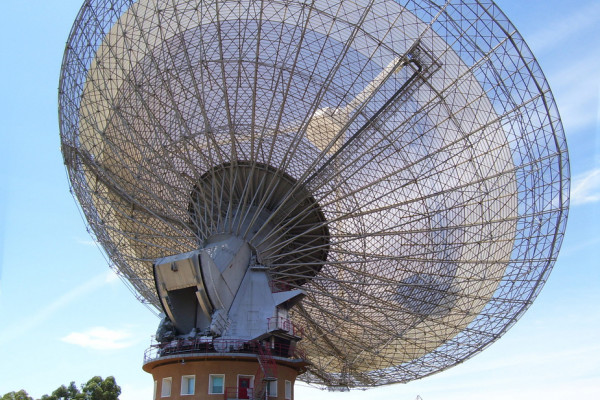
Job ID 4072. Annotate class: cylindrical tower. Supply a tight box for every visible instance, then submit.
[143,344,308,400]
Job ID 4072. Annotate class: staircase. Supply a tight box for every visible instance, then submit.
[254,342,277,399]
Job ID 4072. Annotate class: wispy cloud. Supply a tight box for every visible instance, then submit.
[571,168,600,205]
[75,237,99,247]
[62,326,137,350]
[521,3,600,134]
[526,3,600,54]
[0,271,116,345]
[547,56,600,133]
[105,268,120,283]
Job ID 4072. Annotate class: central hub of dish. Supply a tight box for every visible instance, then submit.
[190,161,330,287]
[153,162,329,342]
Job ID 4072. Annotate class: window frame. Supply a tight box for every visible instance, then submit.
[181,375,196,396]
[266,379,278,397]
[209,374,225,395]
[161,377,172,398]
[285,380,292,400]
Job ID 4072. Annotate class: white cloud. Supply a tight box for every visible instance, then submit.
[520,2,600,135]
[571,168,600,205]
[105,269,120,283]
[527,3,600,54]
[548,55,600,133]
[0,272,110,345]
[75,237,99,247]
[62,326,136,350]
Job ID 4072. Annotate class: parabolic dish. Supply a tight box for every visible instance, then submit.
[59,0,569,387]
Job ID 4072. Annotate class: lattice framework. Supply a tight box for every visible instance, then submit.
[59,0,569,388]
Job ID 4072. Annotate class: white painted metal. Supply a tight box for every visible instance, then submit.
[155,235,304,340]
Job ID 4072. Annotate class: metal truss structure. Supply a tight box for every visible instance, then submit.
[59,0,569,388]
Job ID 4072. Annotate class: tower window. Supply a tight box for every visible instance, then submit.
[266,380,277,397]
[209,374,225,394]
[181,375,195,395]
[285,380,292,400]
[161,377,172,397]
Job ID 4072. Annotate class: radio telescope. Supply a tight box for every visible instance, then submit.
[59,0,569,396]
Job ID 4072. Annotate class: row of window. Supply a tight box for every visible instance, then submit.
[155,375,292,399]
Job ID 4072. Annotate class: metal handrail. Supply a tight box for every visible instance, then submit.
[144,337,305,364]
[267,317,304,337]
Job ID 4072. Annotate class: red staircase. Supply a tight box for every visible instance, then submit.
[254,342,277,399]
[257,343,277,379]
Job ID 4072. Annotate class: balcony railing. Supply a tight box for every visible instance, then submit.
[267,317,304,337]
[144,337,305,364]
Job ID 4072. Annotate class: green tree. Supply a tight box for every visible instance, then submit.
[37,376,121,400]
[39,381,82,400]
[1,390,34,400]
[80,377,120,400]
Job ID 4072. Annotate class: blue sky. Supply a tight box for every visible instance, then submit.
[0,1,599,399]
